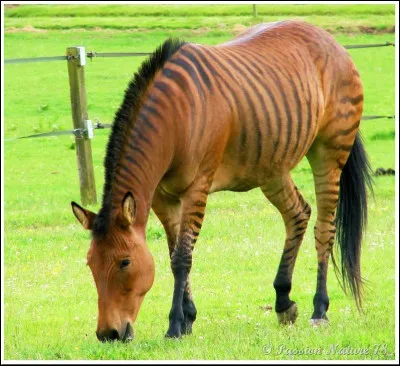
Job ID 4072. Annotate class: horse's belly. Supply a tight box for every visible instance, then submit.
[210,137,309,193]
[210,159,280,193]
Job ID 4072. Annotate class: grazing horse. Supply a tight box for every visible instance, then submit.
[71,20,372,341]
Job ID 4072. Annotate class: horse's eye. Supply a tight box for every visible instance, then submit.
[120,259,131,269]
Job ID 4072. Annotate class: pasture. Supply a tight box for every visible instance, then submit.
[3,4,396,361]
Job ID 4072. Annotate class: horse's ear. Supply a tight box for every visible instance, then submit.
[71,202,96,230]
[119,192,136,228]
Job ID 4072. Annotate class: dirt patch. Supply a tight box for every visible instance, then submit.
[359,25,395,34]
[325,25,395,35]
[4,4,20,10]
[191,27,213,35]
[231,24,248,35]
[5,24,395,35]
[59,27,151,34]
[5,25,48,33]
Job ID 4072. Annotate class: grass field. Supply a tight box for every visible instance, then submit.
[3,4,397,361]
[3,4,395,33]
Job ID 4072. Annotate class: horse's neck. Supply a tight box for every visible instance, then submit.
[109,120,173,227]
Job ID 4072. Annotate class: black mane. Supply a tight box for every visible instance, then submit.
[93,38,186,237]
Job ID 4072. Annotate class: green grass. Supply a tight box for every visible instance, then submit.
[4,4,395,33]
[3,5,397,361]
[4,15,395,33]
[4,4,395,17]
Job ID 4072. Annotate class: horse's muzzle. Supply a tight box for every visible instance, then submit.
[96,323,134,342]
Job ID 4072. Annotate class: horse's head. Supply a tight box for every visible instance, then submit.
[71,193,155,342]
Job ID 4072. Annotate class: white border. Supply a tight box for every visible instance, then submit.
[394,1,399,365]
[2,0,399,364]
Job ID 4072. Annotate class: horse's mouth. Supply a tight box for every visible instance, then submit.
[122,322,134,342]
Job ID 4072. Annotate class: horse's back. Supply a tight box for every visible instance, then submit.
[217,21,362,157]
[219,20,360,103]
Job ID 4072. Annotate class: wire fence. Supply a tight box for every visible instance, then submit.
[4,41,395,65]
[4,40,395,142]
[4,39,396,204]
[4,52,153,64]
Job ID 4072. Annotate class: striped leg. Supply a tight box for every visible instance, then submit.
[152,189,197,335]
[308,164,342,324]
[262,174,311,324]
[165,176,210,338]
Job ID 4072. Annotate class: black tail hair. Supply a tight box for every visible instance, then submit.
[333,132,374,309]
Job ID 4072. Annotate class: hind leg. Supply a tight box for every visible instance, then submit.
[152,189,197,335]
[307,143,351,324]
[262,173,311,324]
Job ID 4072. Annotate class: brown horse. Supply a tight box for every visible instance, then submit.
[71,20,372,341]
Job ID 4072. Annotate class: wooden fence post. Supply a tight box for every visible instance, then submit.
[66,46,97,206]
[253,4,257,17]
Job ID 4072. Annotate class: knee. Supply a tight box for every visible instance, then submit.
[171,246,192,276]
[314,224,336,248]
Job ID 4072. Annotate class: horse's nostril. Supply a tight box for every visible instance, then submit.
[96,328,120,342]
[108,329,120,341]
[122,323,134,342]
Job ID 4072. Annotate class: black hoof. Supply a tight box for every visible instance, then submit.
[310,312,329,326]
[165,323,182,339]
[165,332,181,339]
[165,318,195,338]
[309,318,330,327]
[181,319,194,335]
[276,302,298,325]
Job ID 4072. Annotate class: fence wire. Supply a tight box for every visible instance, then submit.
[4,122,112,141]
[344,41,394,49]
[4,41,395,64]
[5,115,395,142]
[4,40,395,141]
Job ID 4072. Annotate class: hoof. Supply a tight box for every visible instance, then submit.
[165,330,182,339]
[276,303,298,325]
[165,317,195,338]
[165,323,182,339]
[181,320,193,335]
[309,318,330,327]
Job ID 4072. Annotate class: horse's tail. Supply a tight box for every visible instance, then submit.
[333,132,373,309]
